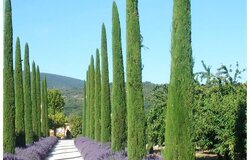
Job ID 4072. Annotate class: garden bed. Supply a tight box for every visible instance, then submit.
[74,137,163,160]
[3,136,58,160]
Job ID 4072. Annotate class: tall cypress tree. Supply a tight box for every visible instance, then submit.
[126,0,145,159]
[101,23,111,143]
[111,1,127,152]
[82,80,86,136]
[165,0,194,159]
[3,0,15,153]
[14,37,25,147]
[24,43,33,144]
[94,49,101,141]
[32,61,38,141]
[89,55,95,139]
[36,66,41,138]
[44,77,49,136]
[86,67,90,137]
[41,79,46,137]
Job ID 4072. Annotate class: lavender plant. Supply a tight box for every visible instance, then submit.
[75,137,126,160]
[3,136,58,160]
[74,137,163,160]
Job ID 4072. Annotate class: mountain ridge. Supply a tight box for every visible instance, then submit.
[40,72,159,116]
[40,72,84,90]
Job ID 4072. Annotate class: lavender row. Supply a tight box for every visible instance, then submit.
[74,137,163,160]
[74,137,127,160]
[3,136,58,160]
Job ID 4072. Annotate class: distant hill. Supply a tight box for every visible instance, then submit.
[40,73,83,90]
[40,73,160,116]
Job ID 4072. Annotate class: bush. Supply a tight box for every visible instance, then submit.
[146,84,167,148]
[193,83,246,159]
[67,114,82,138]
[3,136,58,160]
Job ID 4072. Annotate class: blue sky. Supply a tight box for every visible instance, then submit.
[11,0,246,84]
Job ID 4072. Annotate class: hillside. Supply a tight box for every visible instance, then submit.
[42,73,159,116]
[40,73,83,90]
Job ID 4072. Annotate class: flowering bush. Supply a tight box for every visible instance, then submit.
[74,137,163,160]
[3,136,58,160]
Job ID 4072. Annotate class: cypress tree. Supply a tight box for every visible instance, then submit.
[36,66,41,138]
[89,55,95,139]
[164,0,194,159]
[94,49,101,141]
[14,37,25,147]
[41,79,45,137]
[101,23,111,143]
[111,1,127,152]
[86,69,89,137]
[32,61,38,141]
[3,0,15,153]
[82,80,86,136]
[86,67,90,137]
[24,43,33,144]
[44,77,49,136]
[126,0,145,159]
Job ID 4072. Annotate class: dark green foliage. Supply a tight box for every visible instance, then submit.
[89,55,95,139]
[32,61,38,141]
[3,0,15,153]
[146,85,167,149]
[95,49,101,141]
[101,24,111,143]
[111,1,126,152]
[164,0,194,159]
[24,43,33,144]
[67,114,82,138]
[193,63,246,159]
[143,82,158,112]
[36,66,41,138]
[82,81,86,136]
[193,84,246,159]
[63,88,83,116]
[14,37,25,147]
[126,0,146,159]
[41,80,46,137]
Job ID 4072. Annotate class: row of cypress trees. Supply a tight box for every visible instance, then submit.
[82,0,194,159]
[5,0,194,158]
[82,1,144,159]
[3,0,49,153]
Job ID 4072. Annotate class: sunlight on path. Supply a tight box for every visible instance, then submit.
[45,139,83,160]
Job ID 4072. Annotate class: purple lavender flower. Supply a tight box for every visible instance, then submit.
[3,136,58,160]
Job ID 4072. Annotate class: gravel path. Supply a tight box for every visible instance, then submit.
[45,139,83,160]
